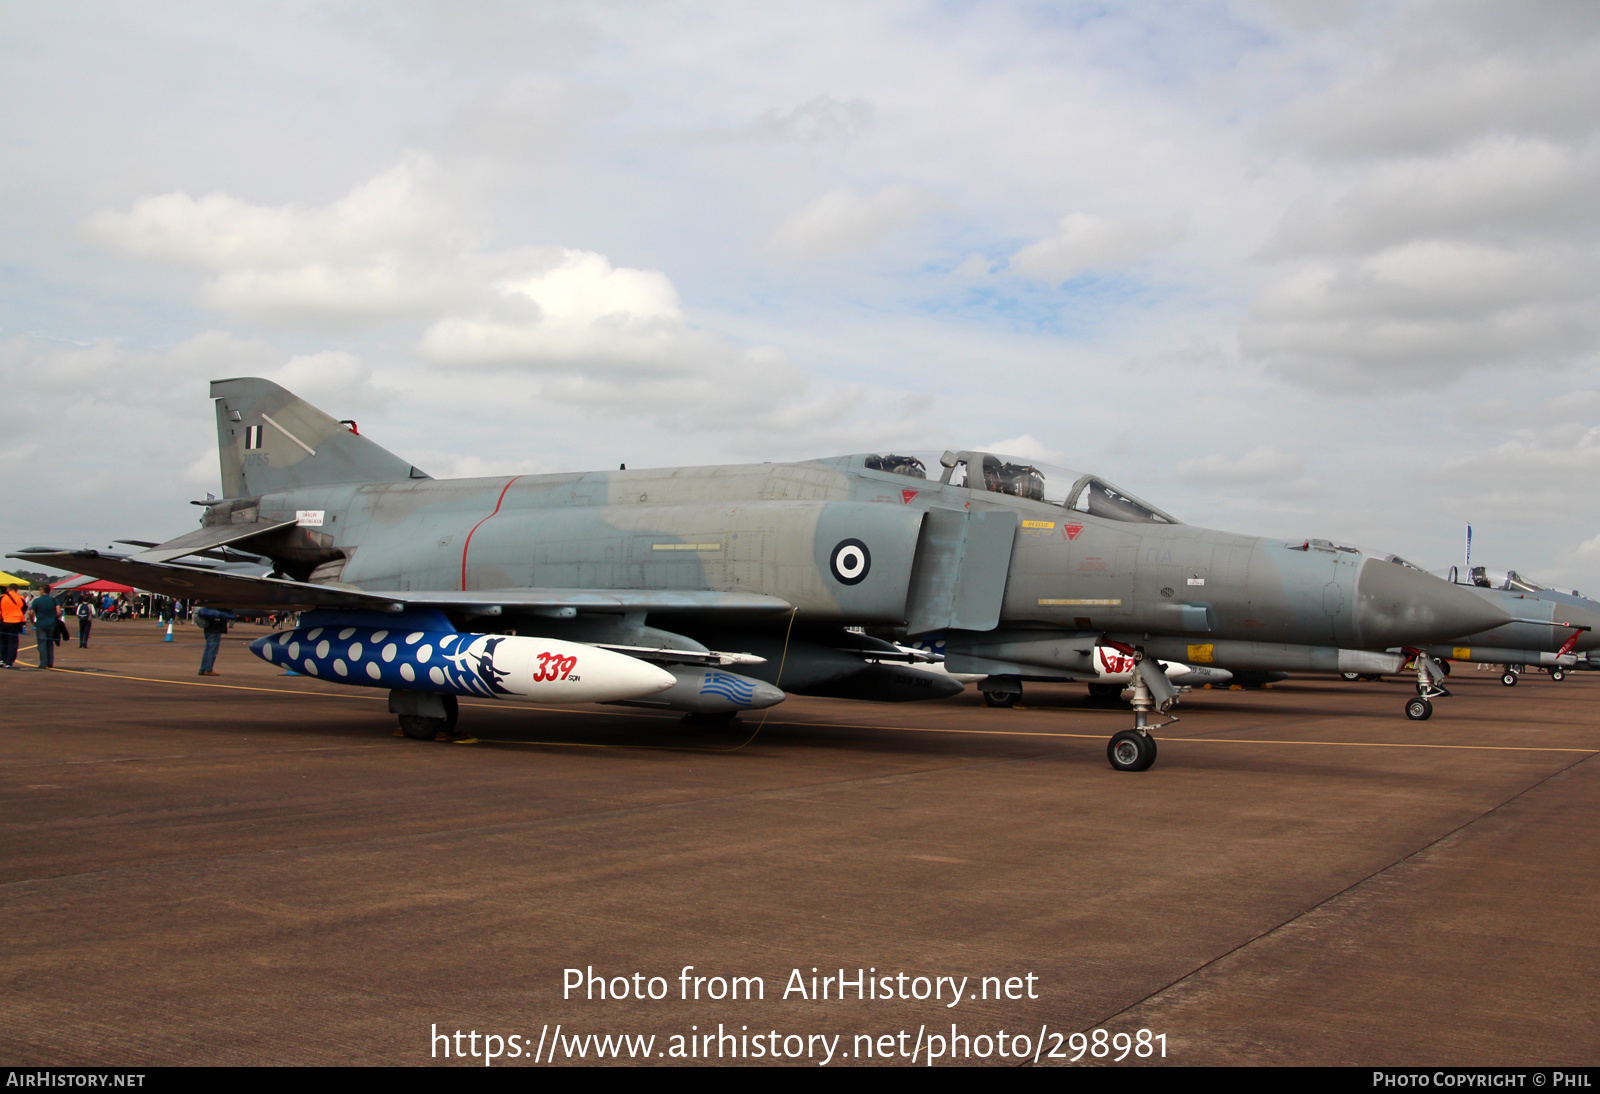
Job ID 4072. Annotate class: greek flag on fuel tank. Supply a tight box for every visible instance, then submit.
[699,670,758,704]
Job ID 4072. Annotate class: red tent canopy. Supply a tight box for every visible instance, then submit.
[50,574,137,594]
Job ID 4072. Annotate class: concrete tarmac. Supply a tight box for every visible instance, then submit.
[3,620,1597,1066]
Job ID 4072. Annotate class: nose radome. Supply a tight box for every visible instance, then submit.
[1553,601,1600,653]
[1354,559,1512,647]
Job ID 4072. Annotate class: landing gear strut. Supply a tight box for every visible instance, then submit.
[1406,650,1450,720]
[1105,650,1175,772]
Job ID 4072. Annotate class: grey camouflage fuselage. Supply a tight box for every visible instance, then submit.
[203,377,1506,683]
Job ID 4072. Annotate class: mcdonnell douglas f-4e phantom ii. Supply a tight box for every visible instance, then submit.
[1423,567,1600,686]
[13,378,1510,771]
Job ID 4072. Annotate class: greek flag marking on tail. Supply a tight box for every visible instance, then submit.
[700,671,757,704]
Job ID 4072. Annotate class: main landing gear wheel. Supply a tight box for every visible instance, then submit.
[1501,671,1518,687]
[398,695,459,740]
[1340,671,1361,682]
[982,688,1020,708]
[1086,682,1124,701]
[1405,697,1433,721]
[1107,730,1157,772]
[1439,661,1452,676]
[1551,668,1566,682]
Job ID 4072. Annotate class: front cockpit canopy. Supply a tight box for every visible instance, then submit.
[855,449,1181,525]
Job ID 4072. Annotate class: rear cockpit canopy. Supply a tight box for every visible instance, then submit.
[862,453,927,479]
[854,450,1182,525]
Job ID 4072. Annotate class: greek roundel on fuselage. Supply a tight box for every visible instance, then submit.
[829,539,871,585]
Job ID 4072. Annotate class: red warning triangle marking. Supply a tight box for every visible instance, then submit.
[901,489,919,504]
[1064,523,1084,540]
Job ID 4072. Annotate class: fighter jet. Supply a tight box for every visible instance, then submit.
[1421,567,1600,686]
[12,378,1510,771]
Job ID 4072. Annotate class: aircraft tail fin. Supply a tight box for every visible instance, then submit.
[210,377,429,499]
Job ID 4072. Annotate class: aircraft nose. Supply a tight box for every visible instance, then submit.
[1554,602,1600,652]
[1354,559,1512,647]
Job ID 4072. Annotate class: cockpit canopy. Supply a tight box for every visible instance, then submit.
[856,450,1181,525]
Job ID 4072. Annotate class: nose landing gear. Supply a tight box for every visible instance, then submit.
[1405,650,1450,719]
[1104,648,1177,771]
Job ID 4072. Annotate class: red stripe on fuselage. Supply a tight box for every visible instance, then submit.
[461,477,522,591]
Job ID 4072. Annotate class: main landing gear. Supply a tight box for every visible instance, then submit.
[391,692,460,740]
[1405,651,1450,720]
[982,683,1021,708]
[1105,650,1176,772]
[1501,666,1520,687]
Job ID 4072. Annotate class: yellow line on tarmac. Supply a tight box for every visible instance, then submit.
[1155,734,1597,754]
[48,666,383,701]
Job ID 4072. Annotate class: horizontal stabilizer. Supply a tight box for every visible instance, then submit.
[130,519,299,564]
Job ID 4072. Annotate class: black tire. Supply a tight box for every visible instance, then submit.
[1405,697,1433,721]
[1551,668,1565,682]
[441,694,460,732]
[398,714,445,740]
[982,689,1020,708]
[1340,672,1361,682]
[1107,730,1157,772]
[1439,661,1452,676]
[1086,682,1124,700]
[1501,672,1518,687]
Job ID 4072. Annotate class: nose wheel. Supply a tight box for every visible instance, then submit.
[1405,696,1433,720]
[1107,730,1158,771]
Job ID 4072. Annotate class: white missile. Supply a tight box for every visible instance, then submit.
[902,641,1233,688]
[251,625,675,704]
[1089,646,1233,687]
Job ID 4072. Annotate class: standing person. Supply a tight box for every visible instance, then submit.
[76,597,94,648]
[26,588,62,670]
[0,584,25,668]
[195,605,238,676]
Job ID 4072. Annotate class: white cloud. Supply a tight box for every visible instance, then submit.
[982,434,1068,464]
[84,154,482,326]
[769,184,944,258]
[1264,138,1600,258]
[1244,240,1600,384]
[1175,448,1306,485]
[1007,213,1182,283]
[1278,39,1600,159]
[739,95,875,147]
[420,249,692,372]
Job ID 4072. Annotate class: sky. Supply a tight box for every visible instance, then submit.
[4,1,1599,588]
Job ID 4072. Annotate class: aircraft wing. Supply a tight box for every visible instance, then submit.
[8,549,793,616]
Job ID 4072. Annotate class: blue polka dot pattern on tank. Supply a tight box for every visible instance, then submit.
[251,625,509,698]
